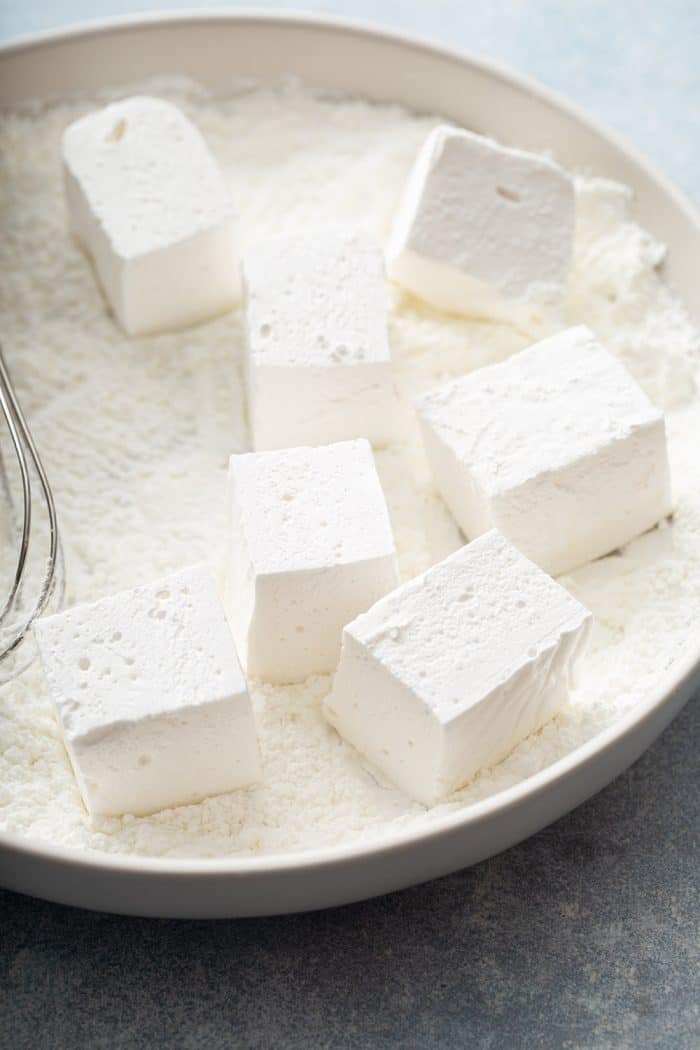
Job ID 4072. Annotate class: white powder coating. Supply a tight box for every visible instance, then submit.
[325,530,591,804]
[227,440,398,683]
[0,80,699,858]
[387,124,575,335]
[33,565,260,816]
[417,325,673,576]
[63,95,238,335]
[243,232,396,449]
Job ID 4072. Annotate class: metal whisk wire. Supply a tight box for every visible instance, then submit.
[0,342,63,674]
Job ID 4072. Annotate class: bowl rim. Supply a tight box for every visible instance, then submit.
[1,8,698,879]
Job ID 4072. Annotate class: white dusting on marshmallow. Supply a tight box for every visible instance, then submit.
[387,124,574,334]
[34,565,260,817]
[62,95,238,335]
[325,530,592,804]
[417,325,673,576]
[227,439,399,683]
[243,231,397,449]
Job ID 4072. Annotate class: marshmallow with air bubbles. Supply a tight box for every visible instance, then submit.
[324,530,592,805]
[387,124,575,334]
[227,439,399,684]
[62,95,238,335]
[242,232,397,450]
[34,565,260,817]
[416,325,673,576]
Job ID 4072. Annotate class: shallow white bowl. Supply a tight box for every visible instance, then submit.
[1,12,698,918]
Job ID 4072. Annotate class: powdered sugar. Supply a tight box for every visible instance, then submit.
[1,80,698,857]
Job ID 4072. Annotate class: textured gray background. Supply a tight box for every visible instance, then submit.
[0,3,699,1048]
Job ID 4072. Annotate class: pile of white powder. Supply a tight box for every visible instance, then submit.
[0,80,698,858]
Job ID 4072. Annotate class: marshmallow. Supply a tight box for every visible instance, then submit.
[227,439,399,683]
[242,232,396,449]
[325,530,592,805]
[416,326,673,576]
[62,96,238,335]
[34,565,260,817]
[387,124,575,333]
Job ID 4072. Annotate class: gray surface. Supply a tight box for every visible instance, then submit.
[0,2,699,1047]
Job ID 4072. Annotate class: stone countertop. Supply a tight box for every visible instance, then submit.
[1,3,699,1047]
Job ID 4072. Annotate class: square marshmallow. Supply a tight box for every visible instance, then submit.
[416,326,673,576]
[63,96,238,336]
[227,439,399,683]
[34,565,260,817]
[242,232,396,449]
[325,530,592,805]
[387,125,575,334]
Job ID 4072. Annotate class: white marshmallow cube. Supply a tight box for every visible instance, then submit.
[228,439,399,683]
[387,124,575,334]
[62,96,238,336]
[34,565,260,817]
[242,232,396,449]
[325,530,592,805]
[417,326,673,576]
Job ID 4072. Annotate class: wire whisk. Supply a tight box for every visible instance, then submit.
[0,342,64,682]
